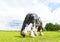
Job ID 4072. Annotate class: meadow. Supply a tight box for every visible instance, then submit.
[0,31,60,42]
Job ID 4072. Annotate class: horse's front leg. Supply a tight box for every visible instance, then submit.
[30,23,38,37]
[33,27,38,36]
[40,28,44,36]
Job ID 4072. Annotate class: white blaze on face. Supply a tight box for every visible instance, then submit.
[22,26,28,35]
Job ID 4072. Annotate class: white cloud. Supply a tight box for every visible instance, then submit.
[39,0,60,7]
[0,0,55,26]
[0,0,60,30]
[50,0,60,3]
[51,7,60,24]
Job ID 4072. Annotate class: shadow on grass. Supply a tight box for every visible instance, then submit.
[15,36,23,38]
[14,35,31,39]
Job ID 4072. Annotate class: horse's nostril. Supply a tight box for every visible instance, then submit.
[21,32,26,37]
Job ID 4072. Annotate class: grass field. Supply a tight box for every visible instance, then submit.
[0,31,60,42]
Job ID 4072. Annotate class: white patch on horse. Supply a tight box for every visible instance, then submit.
[40,29,44,36]
[30,30,35,37]
[34,28,38,36]
[30,23,38,37]
[22,25,28,36]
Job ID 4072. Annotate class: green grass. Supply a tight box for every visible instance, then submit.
[0,31,60,42]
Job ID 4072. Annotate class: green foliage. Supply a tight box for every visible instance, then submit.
[45,23,60,31]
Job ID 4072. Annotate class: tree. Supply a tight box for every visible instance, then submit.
[45,23,60,31]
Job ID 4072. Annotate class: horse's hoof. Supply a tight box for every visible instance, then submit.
[30,32,36,37]
[31,35,35,38]
[40,33,44,36]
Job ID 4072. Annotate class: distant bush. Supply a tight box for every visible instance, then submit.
[45,23,60,31]
[57,30,60,32]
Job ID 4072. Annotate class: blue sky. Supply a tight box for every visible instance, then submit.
[48,3,60,12]
[0,0,60,30]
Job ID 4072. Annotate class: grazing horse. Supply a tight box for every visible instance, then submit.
[20,13,44,37]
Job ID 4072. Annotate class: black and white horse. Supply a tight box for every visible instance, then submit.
[20,13,44,37]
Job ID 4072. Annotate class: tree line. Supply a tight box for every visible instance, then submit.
[45,23,60,31]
